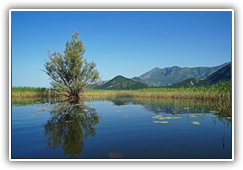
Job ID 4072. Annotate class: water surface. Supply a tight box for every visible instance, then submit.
[11,97,232,159]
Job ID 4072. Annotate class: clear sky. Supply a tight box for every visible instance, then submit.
[11,11,232,87]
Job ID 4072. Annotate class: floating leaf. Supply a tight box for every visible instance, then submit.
[158,117,165,120]
[37,112,42,114]
[83,109,88,112]
[124,116,129,118]
[164,117,172,119]
[160,121,169,123]
[153,121,160,123]
[173,117,181,119]
[210,115,216,117]
[106,111,110,113]
[226,117,231,119]
[30,115,36,116]
[190,115,197,117]
[192,121,200,125]
[157,109,161,111]
[115,110,121,112]
[197,114,203,115]
[152,115,161,118]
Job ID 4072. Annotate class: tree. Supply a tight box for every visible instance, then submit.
[41,32,100,99]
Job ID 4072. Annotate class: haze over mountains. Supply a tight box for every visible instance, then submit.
[95,62,231,90]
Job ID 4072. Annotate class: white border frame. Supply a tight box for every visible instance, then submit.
[9,9,234,161]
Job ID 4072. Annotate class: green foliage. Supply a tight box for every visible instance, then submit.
[167,78,198,88]
[42,32,100,98]
[132,80,231,94]
[12,87,47,93]
[197,63,231,86]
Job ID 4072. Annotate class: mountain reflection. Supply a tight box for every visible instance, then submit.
[43,99,101,158]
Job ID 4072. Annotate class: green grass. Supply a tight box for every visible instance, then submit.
[12,87,56,98]
[12,87,47,93]
[12,81,231,100]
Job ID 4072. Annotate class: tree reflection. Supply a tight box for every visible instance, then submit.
[43,99,101,158]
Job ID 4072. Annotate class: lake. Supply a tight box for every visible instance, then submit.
[11,96,232,159]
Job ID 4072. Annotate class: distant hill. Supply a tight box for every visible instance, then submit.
[166,63,231,88]
[133,62,230,86]
[95,75,148,90]
[197,63,231,86]
[167,78,199,88]
[133,66,181,86]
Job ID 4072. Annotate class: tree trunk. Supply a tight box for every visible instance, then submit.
[75,92,81,99]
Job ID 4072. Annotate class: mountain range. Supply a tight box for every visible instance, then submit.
[167,63,231,88]
[132,62,230,86]
[94,62,231,90]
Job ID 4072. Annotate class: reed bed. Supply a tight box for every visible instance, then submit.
[84,82,231,100]
[12,87,59,98]
[12,81,231,108]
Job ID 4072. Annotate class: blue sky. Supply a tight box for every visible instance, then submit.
[12,11,232,87]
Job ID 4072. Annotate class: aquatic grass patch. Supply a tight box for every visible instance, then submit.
[12,87,59,98]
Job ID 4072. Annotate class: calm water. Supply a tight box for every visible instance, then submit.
[11,97,232,159]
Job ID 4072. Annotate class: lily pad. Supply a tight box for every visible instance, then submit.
[30,115,36,116]
[83,109,88,112]
[210,115,216,117]
[124,116,129,118]
[36,112,42,114]
[158,117,165,120]
[226,117,231,119]
[115,110,121,112]
[190,115,197,117]
[164,117,172,119]
[106,111,110,113]
[192,121,200,125]
[173,117,181,119]
[152,115,161,118]
[160,121,169,123]
[153,121,160,123]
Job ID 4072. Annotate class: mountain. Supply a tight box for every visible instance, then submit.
[95,75,149,90]
[133,62,230,86]
[165,63,231,88]
[167,78,199,88]
[197,63,231,86]
[133,66,181,86]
